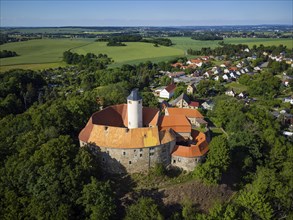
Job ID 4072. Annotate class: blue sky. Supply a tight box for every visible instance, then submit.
[0,0,292,26]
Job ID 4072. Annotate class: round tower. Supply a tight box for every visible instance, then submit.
[127,88,143,129]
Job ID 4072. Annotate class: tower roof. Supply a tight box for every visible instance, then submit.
[127,88,142,101]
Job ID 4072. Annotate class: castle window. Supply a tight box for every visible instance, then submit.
[134,149,136,152]
[173,160,176,163]
[102,157,105,162]
[140,149,143,152]
[129,161,132,165]
[140,154,142,157]
[150,152,154,156]
[123,152,126,156]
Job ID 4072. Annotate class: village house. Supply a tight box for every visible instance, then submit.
[187,83,196,95]
[225,89,236,97]
[202,100,214,110]
[169,93,200,109]
[168,71,185,78]
[283,97,293,105]
[238,92,248,99]
[160,83,176,99]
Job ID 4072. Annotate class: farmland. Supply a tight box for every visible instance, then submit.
[1,36,292,72]
[170,37,293,51]
[0,39,93,71]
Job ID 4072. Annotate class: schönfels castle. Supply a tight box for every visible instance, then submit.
[79,89,209,173]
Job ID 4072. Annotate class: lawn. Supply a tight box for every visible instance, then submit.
[225,82,248,93]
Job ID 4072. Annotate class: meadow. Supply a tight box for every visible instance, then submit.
[0,39,93,71]
[71,41,184,64]
[1,37,292,72]
[170,37,293,51]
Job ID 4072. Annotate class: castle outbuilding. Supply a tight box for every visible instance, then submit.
[79,89,209,173]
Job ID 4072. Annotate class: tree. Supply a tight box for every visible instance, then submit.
[78,177,116,220]
[160,75,171,86]
[173,86,186,99]
[125,197,163,220]
[193,135,230,184]
[182,198,197,220]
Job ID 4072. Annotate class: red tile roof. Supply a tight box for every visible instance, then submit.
[190,59,202,64]
[189,101,200,107]
[79,105,160,142]
[164,84,176,93]
[158,115,191,133]
[166,107,204,119]
[171,62,183,67]
[172,130,209,157]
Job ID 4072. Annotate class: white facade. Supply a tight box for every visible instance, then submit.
[160,89,174,99]
[127,98,143,128]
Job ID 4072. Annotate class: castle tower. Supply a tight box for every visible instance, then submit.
[127,88,143,129]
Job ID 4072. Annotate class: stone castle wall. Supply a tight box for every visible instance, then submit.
[81,140,176,173]
[171,155,204,171]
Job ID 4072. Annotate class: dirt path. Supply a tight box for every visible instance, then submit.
[159,179,234,213]
[120,178,235,216]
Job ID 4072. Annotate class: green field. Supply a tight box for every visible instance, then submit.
[225,38,293,48]
[170,37,293,51]
[170,37,221,51]
[1,37,292,72]
[71,41,183,64]
[0,39,94,71]
[0,39,184,71]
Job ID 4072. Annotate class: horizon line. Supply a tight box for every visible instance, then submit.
[1,24,293,28]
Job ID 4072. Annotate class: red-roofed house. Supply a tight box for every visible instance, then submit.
[160,84,176,99]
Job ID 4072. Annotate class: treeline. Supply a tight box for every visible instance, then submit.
[107,40,126,46]
[63,51,112,69]
[0,50,18,58]
[96,34,142,46]
[141,38,173,46]
[96,34,173,46]
[187,43,248,57]
[191,32,223,41]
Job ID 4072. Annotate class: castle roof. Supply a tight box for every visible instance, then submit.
[166,107,204,119]
[86,104,159,128]
[172,130,209,157]
[158,115,191,133]
[78,104,173,148]
[127,88,142,101]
